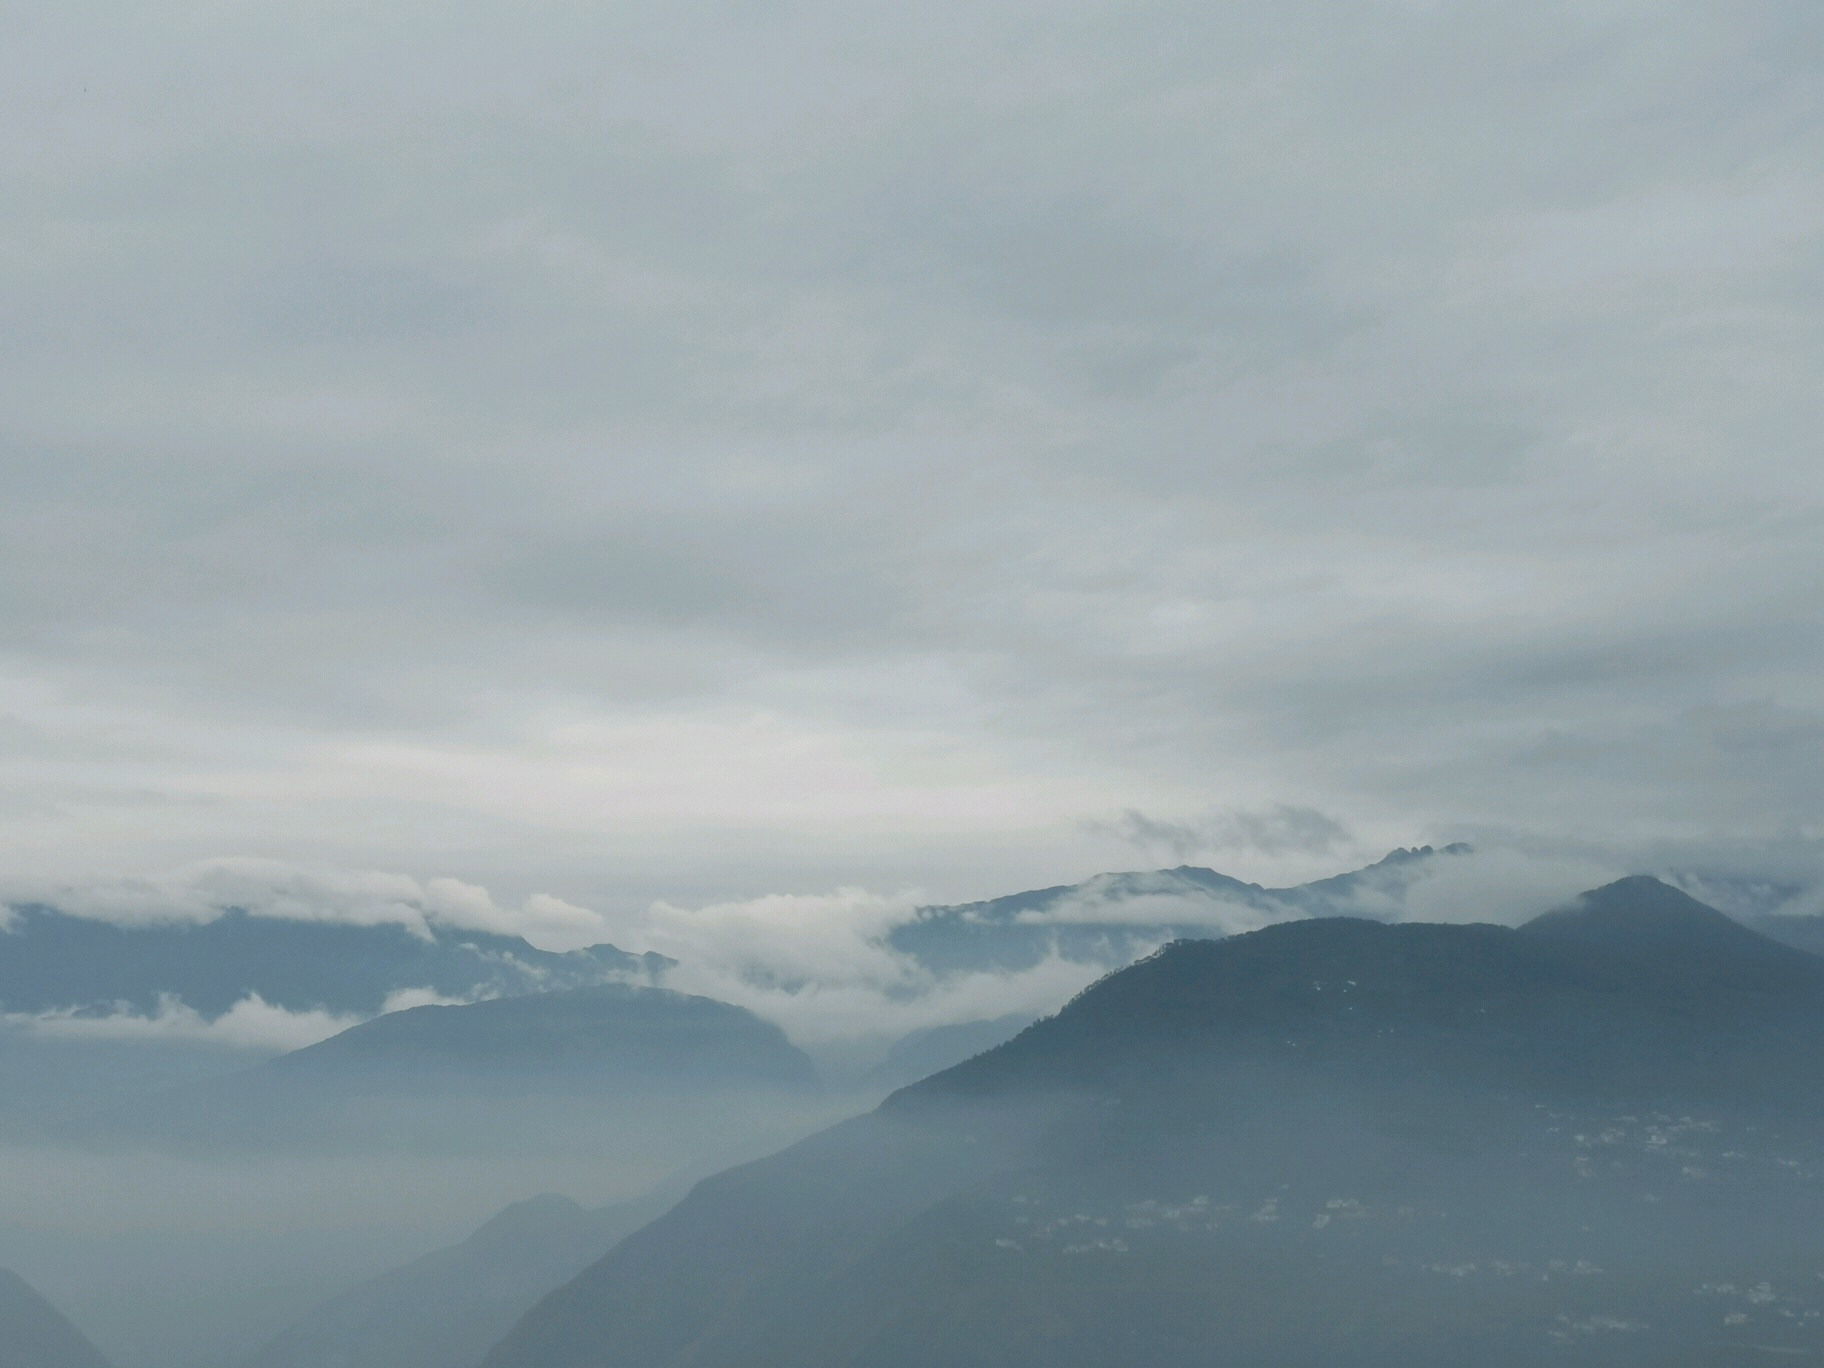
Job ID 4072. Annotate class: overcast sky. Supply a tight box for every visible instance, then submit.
[2,0,1821,940]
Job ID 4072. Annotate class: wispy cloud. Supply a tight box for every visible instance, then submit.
[603,844,1635,1044]
[6,993,361,1052]
[4,859,605,946]
[0,843,1706,1051]
[2,985,488,1052]
[604,886,1103,1045]
[1087,805,1354,861]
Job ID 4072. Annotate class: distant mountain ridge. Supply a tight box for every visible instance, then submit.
[483,877,1824,1368]
[857,1014,1037,1094]
[92,982,824,1158]
[890,843,1476,973]
[11,848,1818,1035]
[0,905,666,1020]
[270,983,820,1089]
[913,876,1824,1107]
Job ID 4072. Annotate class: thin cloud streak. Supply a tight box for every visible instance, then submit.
[5,993,362,1053]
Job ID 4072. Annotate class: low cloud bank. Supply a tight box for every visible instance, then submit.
[9,842,1823,1052]
[2,858,605,945]
[1374,849,1624,926]
[600,887,1104,1047]
[3,987,475,1053]
[1008,845,1621,932]
[642,890,1116,1050]
[6,993,359,1052]
[614,845,1629,1046]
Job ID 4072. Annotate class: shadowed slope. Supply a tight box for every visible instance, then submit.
[887,845,1475,975]
[0,906,662,1019]
[0,1269,115,1368]
[241,1192,670,1368]
[87,984,823,1158]
[482,878,1824,1368]
[914,879,1824,1105]
[270,983,818,1089]
[1521,875,1819,980]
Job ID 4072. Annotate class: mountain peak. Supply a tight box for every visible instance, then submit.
[902,880,1824,1109]
[1516,875,1823,993]
[1522,875,1769,948]
[1370,842,1474,867]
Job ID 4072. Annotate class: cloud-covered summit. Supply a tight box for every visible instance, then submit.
[0,881,665,1057]
[15,842,1824,1056]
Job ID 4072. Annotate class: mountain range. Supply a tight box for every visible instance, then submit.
[0,907,670,1131]
[0,905,664,1020]
[87,983,824,1157]
[888,844,1479,974]
[0,851,1460,1134]
[13,848,1824,1033]
[482,876,1824,1367]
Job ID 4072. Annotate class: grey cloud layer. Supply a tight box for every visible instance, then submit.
[0,0,1820,907]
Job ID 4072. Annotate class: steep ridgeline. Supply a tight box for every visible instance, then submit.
[98,984,823,1159]
[0,905,666,1019]
[484,877,1824,1368]
[0,910,670,1129]
[889,843,1474,974]
[857,1014,1037,1095]
[242,1192,669,1368]
[0,1269,115,1368]
[269,983,818,1089]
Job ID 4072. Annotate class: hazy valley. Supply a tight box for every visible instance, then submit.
[8,857,1824,1366]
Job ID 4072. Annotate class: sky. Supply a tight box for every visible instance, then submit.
[1,0,1822,949]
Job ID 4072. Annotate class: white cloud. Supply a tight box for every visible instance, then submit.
[0,984,489,1053]
[0,841,1780,1062]
[574,884,1098,1046]
[7,993,360,1052]
[1351,847,1624,926]
[378,986,483,1012]
[3,858,611,947]
[1017,881,1291,934]
[667,940,1106,1051]
[613,844,1626,1047]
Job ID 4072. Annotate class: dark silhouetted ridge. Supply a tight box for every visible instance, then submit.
[1523,874,1787,951]
[1519,874,1823,994]
[272,982,818,1089]
[479,879,1824,1368]
[900,882,1824,1105]
[93,982,820,1156]
[0,904,665,1019]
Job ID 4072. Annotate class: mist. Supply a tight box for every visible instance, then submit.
[3,0,1822,1364]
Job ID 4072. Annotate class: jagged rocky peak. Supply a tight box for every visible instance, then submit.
[1374,841,1474,863]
